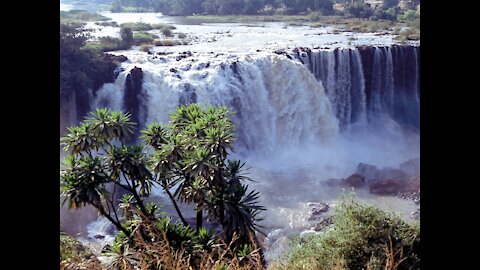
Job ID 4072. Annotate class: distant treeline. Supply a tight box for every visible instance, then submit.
[110,0,420,20]
[110,0,338,15]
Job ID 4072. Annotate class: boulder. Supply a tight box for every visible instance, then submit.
[379,167,407,182]
[325,178,342,187]
[369,179,405,195]
[404,176,420,194]
[307,202,329,221]
[344,173,366,188]
[310,216,333,232]
[399,157,420,177]
[356,163,381,183]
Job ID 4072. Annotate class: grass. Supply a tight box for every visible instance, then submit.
[269,193,420,270]
[60,10,111,23]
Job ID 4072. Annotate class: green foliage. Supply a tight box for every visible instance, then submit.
[178,32,188,39]
[60,234,94,262]
[61,105,265,268]
[95,21,119,27]
[60,23,119,119]
[275,193,420,269]
[60,10,111,23]
[133,31,157,45]
[161,27,174,37]
[344,3,374,19]
[119,27,134,47]
[383,0,399,9]
[120,22,153,31]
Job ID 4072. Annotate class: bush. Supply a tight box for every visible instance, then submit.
[398,9,418,22]
[344,3,374,19]
[308,11,322,22]
[120,27,134,47]
[133,31,157,45]
[161,28,174,37]
[120,22,153,31]
[60,234,104,269]
[272,193,420,269]
[140,44,153,52]
[153,39,184,46]
[177,32,187,39]
[152,23,177,30]
[96,21,119,27]
[60,10,111,23]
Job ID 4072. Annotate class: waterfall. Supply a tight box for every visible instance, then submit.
[293,45,420,130]
[90,45,419,153]
[92,54,339,155]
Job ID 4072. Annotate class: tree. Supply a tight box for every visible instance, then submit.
[383,0,399,9]
[61,105,265,249]
[119,27,133,47]
[142,104,265,243]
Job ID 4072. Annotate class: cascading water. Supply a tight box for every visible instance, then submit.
[80,45,420,258]
[93,54,340,155]
[292,45,420,131]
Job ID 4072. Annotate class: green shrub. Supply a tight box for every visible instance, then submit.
[177,32,187,39]
[120,22,153,31]
[308,11,322,22]
[152,23,177,30]
[161,28,174,37]
[273,193,420,270]
[133,32,157,45]
[95,21,119,27]
[60,10,111,23]
[153,39,178,46]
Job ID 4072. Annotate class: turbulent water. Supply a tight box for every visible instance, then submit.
[60,8,420,260]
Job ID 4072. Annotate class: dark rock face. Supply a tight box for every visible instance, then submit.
[399,157,420,177]
[307,202,329,221]
[306,202,332,232]
[124,66,144,136]
[104,54,128,63]
[344,173,366,187]
[378,167,407,182]
[310,216,333,232]
[356,163,381,183]
[369,179,406,195]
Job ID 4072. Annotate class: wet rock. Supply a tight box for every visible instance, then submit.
[104,54,127,63]
[403,176,420,194]
[325,178,342,186]
[181,63,192,71]
[411,209,420,220]
[369,179,405,195]
[113,67,125,79]
[307,202,329,221]
[399,157,420,177]
[169,68,178,73]
[356,163,381,183]
[310,216,333,232]
[93,234,105,239]
[344,173,366,188]
[379,167,407,182]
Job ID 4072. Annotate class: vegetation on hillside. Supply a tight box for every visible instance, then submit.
[269,193,420,270]
[60,106,266,269]
[109,0,420,23]
[60,23,123,121]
